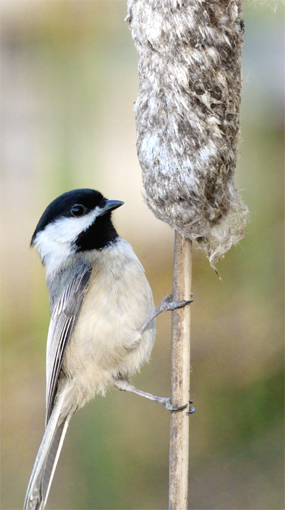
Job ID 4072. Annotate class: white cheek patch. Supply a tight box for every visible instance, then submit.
[33,206,102,276]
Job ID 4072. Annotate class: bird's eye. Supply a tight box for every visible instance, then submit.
[70,204,87,217]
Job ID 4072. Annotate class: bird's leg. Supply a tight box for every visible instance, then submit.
[139,293,193,333]
[120,294,194,412]
[113,378,194,413]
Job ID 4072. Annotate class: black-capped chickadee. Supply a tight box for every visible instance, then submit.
[24,188,192,510]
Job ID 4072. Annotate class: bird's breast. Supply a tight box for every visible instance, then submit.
[62,240,155,399]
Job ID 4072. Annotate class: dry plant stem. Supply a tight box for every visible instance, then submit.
[169,232,192,510]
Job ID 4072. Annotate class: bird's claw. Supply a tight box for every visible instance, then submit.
[187,402,195,414]
[160,294,193,313]
[164,398,189,412]
[164,398,195,414]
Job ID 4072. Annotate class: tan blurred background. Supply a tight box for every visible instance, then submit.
[0,1,284,509]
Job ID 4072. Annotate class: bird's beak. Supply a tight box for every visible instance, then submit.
[97,199,124,216]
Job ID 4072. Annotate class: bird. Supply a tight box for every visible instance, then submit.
[24,188,192,510]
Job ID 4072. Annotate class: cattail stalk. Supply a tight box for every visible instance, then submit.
[169,233,192,510]
[126,0,247,508]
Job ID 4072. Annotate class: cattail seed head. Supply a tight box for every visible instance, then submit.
[127,0,248,270]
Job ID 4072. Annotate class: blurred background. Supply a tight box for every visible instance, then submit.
[0,1,284,509]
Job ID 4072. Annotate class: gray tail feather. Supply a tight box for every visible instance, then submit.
[24,406,71,510]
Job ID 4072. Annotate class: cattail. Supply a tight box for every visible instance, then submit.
[127,2,248,509]
[126,0,248,271]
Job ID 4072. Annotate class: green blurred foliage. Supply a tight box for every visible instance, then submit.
[1,1,283,509]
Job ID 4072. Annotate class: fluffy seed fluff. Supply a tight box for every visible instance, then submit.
[126,0,248,271]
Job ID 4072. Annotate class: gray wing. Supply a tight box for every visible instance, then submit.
[45,264,92,424]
